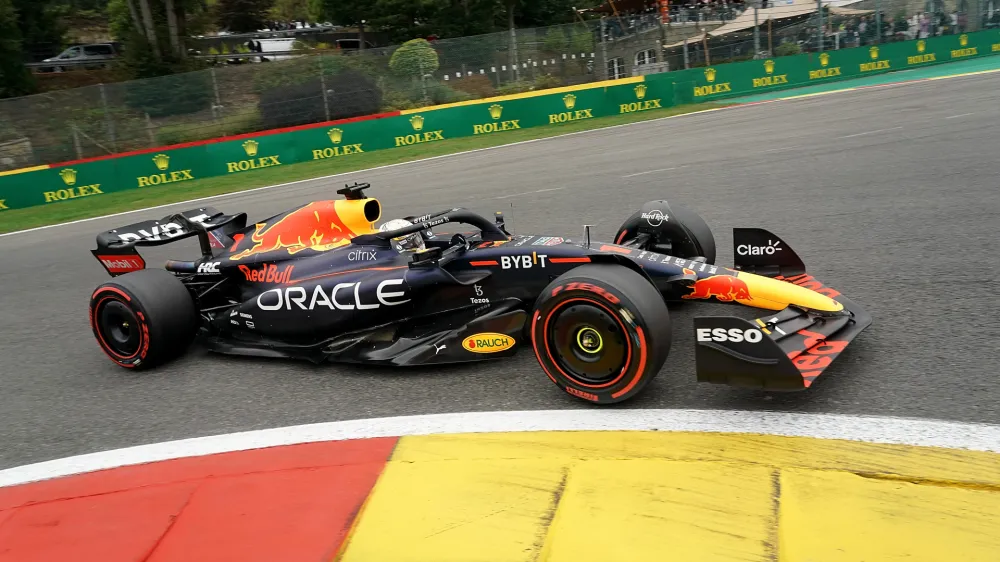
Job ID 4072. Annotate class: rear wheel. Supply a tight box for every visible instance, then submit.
[89,269,198,369]
[530,265,671,404]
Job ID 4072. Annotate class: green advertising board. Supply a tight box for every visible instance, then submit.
[3,30,1000,215]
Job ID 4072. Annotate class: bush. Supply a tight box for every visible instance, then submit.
[543,28,569,53]
[449,74,496,99]
[257,70,382,130]
[389,39,440,79]
[774,41,802,57]
[125,70,214,118]
[380,89,419,112]
[496,80,533,96]
[156,111,262,146]
[533,73,563,91]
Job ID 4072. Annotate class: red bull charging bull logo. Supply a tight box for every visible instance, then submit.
[229,201,364,261]
[683,274,754,303]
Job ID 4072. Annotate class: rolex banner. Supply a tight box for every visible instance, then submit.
[2,30,999,213]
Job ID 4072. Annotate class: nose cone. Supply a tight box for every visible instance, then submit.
[736,272,844,312]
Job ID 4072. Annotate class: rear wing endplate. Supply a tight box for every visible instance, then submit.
[91,207,247,277]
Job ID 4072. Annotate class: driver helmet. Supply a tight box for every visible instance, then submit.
[380,218,426,252]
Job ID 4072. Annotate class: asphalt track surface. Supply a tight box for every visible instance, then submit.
[3,71,1000,469]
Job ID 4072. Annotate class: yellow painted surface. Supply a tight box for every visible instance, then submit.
[0,164,48,177]
[337,459,568,562]
[540,460,775,562]
[399,76,645,115]
[736,271,844,312]
[338,432,1000,561]
[392,431,1000,486]
[780,468,1000,561]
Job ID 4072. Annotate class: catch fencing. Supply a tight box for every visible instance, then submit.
[1,28,997,214]
[0,0,990,173]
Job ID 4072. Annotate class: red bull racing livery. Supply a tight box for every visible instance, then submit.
[87,183,871,404]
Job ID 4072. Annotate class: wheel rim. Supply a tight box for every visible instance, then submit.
[548,302,627,385]
[98,300,141,357]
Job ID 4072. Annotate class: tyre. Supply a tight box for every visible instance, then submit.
[89,269,198,369]
[530,265,671,404]
[614,202,717,263]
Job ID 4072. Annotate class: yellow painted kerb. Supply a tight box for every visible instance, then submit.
[400,76,646,115]
[336,431,1000,562]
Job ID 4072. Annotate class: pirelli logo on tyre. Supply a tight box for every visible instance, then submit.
[462,332,515,353]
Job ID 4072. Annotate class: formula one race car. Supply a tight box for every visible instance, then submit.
[88,182,871,404]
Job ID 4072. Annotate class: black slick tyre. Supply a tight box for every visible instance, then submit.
[530,264,671,404]
[89,269,198,370]
[614,202,716,263]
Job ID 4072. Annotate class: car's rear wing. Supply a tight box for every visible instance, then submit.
[693,227,872,390]
[91,206,247,277]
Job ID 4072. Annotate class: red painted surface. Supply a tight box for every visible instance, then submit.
[0,438,398,561]
[52,110,403,168]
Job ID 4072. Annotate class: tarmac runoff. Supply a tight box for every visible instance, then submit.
[0,409,997,562]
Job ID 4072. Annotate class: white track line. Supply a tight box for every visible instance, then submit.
[1,409,997,488]
[621,167,677,178]
[5,62,999,239]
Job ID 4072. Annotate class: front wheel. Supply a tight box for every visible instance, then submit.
[530,264,671,404]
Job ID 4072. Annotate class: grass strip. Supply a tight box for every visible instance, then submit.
[1,102,726,234]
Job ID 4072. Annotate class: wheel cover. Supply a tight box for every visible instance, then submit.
[97,300,141,357]
[547,302,627,386]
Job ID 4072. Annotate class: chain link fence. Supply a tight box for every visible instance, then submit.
[669,0,983,69]
[0,1,987,170]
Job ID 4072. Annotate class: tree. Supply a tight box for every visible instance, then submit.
[271,0,310,21]
[0,0,34,98]
[216,0,274,33]
[12,0,68,60]
[389,38,439,78]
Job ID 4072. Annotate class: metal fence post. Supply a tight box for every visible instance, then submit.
[99,83,118,153]
[753,6,761,58]
[817,0,824,53]
[875,0,882,44]
[600,17,609,80]
[683,37,690,69]
[318,55,331,122]
[210,67,222,119]
[145,112,156,146]
[72,125,83,160]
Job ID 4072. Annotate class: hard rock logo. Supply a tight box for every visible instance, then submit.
[328,128,343,144]
[869,46,879,60]
[152,153,170,171]
[634,84,647,99]
[960,34,968,46]
[242,140,259,157]
[704,68,716,83]
[764,59,775,74]
[917,40,926,53]
[409,115,425,131]
[59,168,77,186]
[489,104,503,120]
[819,53,830,67]
[563,94,577,110]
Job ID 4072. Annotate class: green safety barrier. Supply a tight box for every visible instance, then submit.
[2,30,999,214]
